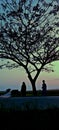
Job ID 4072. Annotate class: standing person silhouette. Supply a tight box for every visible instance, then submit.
[21,82,26,96]
[42,80,47,96]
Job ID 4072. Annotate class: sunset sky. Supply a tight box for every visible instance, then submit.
[0,0,59,91]
[0,61,59,91]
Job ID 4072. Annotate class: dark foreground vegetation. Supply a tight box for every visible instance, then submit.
[1,89,59,96]
[0,89,59,129]
[11,89,59,97]
[1,89,59,97]
[0,108,59,130]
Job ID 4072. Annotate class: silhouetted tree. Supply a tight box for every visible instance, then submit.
[0,0,59,95]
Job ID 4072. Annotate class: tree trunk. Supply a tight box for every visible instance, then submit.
[25,65,44,96]
[31,80,37,96]
[25,68,37,96]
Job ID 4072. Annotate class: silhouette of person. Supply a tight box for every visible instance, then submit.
[42,80,47,96]
[21,82,26,96]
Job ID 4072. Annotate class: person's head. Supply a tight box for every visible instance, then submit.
[42,80,45,83]
[22,82,25,85]
[22,82,25,84]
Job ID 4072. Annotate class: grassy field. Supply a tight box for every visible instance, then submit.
[0,108,59,129]
[0,90,59,129]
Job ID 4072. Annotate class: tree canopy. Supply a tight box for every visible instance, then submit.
[0,0,59,94]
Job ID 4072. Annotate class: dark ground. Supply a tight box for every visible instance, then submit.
[0,108,59,130]
[0,89,59,129]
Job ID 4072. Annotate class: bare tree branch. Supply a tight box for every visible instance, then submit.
[0,0,59,94]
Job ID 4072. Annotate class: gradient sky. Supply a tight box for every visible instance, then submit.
[0,0,59,91]
[0,61,59,91]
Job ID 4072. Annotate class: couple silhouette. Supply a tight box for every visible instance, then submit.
[21,80,47,97]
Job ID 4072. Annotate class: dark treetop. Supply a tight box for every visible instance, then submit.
[0,0,59,95]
